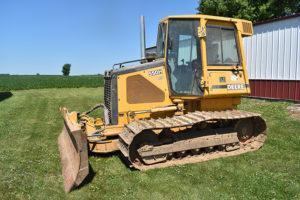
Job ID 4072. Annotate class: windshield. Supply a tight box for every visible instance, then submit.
[167,19,202,95]
[206,26,239,65]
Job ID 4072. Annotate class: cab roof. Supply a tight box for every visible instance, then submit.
[160,14,251,24]
[159,14,253,37]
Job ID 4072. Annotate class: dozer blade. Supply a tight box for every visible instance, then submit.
[58,108,89,192]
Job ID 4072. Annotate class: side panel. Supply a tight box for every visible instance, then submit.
[106,60,166,125]
[117,65,173,124]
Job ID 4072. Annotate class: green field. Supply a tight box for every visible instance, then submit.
[0,88,299,199]
[0,75,103,90]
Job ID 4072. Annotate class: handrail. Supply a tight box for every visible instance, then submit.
[112,58,146,69]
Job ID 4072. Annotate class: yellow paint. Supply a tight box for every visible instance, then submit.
[200,18,208,95]
[207,20,235,27]
[200,98,241,111]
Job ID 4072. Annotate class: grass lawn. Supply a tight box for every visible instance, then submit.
[0,88,299,199]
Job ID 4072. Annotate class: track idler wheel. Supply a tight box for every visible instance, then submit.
[235,118,254,142]
[234,116,267,148]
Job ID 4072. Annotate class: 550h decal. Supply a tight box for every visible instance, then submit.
[148,69,162,76]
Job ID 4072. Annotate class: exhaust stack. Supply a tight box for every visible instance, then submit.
[140,15,146,60]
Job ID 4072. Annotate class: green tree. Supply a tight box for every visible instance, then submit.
[198,0,300,22]
[62,63,71,76]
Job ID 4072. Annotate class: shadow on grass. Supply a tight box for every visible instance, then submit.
[89,151,137,171]
[76,151,127,190]
[0,91,13,102]
[118,153,138,171]
[76,163,96,190]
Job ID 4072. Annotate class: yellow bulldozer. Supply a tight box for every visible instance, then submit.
[58,14,267,192]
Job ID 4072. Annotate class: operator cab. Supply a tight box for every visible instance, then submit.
[156,16,242,97]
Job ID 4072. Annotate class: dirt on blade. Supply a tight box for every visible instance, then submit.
[58,117,89,192]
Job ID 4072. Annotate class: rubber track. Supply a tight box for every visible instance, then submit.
[118,110,267,170]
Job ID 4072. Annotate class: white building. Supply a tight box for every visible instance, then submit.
[244,13,300,101]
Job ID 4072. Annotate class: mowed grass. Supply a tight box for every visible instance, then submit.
[0,75,103,91]
[0,88,299,199]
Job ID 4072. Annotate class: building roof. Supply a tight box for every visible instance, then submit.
[254,13,300,25]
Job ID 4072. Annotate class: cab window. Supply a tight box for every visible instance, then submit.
[206,26,239,65]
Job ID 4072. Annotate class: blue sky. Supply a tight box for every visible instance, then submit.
[0,0,199,75]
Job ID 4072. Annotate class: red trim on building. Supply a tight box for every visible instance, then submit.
[249,79,300,101]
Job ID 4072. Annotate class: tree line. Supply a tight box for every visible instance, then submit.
[198,0,300,22]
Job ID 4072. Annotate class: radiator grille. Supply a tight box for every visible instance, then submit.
[104,75,112,122]
[242,22,253,35]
